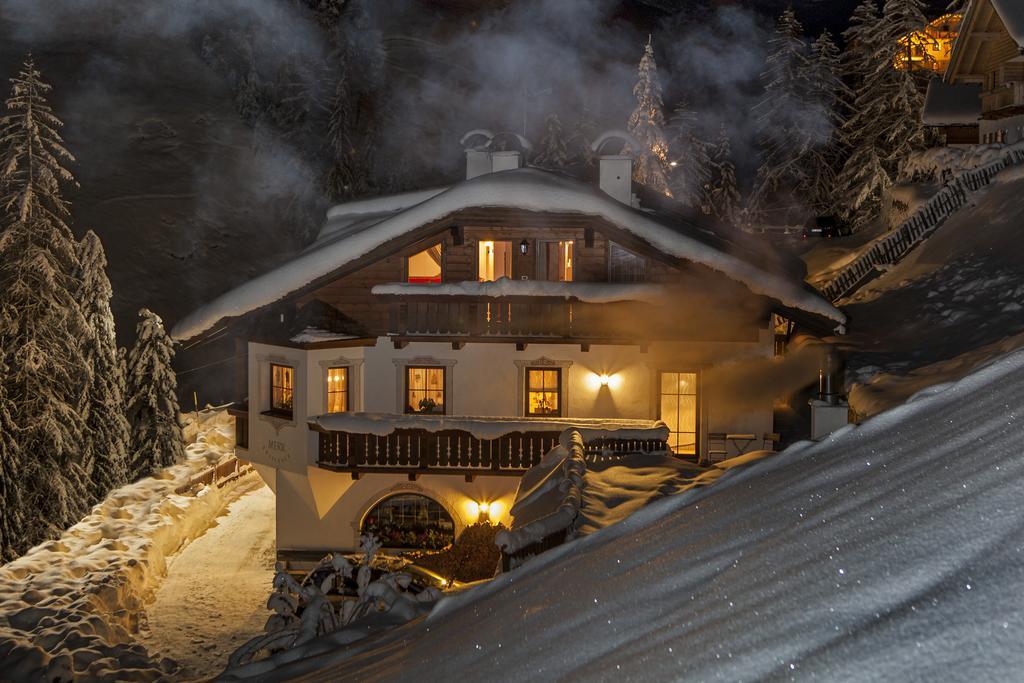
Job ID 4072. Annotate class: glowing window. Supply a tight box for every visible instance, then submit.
[361,494,455,549]
[660,372,697,456]
[407,244,442,283]
[477,240,513,281]
[541,241,573,281]
[406,366,445,414]
[270,364,294,415]
[526,368,561,416]
[326,367,349,413]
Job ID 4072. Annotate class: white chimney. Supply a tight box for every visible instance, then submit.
[599,155,633,206]
[490,150,522,173]
[465,149,491,180]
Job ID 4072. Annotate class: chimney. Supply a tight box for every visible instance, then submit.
[599,155,633,206]
[465,149,491,180]
[490,150,522,173]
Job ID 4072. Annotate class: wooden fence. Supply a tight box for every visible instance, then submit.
[174,457,253,495]
[821,146,1024,303]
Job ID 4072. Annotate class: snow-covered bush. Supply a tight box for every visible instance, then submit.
[228,533,442,669]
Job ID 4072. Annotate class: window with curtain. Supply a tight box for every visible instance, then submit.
[526,368,561,416]
[326,367,349,413]
[270,364,294,415]
[406,366,445,414]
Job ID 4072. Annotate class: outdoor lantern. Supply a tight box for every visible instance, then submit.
[519,239,529,255]
[478,501,491,523]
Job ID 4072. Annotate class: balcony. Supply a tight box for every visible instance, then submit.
[308,413,669,479]
[373,281,733,345]
[981,83,1024,117]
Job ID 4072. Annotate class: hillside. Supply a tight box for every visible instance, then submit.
[838,166,1024,417]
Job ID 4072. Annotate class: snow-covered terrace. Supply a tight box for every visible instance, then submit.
[171,169,844,342]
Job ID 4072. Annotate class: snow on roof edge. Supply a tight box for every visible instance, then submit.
[170,169,844,342]
[992,0,1024,45]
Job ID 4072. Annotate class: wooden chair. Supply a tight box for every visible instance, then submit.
[706,432,728,464]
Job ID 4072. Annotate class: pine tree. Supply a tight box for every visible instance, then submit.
[750,8,813,214]
[667,103,713,210]
[801,31,847,214]
[626,36,672,197]
[836,0,928,229]
[0,332,23,562]
[533,113,571,169]
[708,125,741,223]
[77,231,130,498]
[125,309,184,479]
[0,56,92,542]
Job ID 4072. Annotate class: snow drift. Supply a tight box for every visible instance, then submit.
[244,346,1024,681]
[0,410,261,681]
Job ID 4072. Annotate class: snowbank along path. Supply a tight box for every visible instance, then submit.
[250,348,1024,682]
[0,411,261,681]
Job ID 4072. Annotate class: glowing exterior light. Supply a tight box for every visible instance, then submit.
[519,239,529,255]
[599,374,611,387]
[478,501,490,513]
[477,500,491,523]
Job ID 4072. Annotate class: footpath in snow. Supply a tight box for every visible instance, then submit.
[245,347,1024,682]
[0,410,262,681]
[136,485,275,679]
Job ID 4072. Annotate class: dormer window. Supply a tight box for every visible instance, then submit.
[407,244,442,284]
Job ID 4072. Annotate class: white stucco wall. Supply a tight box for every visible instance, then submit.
[243,330,775,552]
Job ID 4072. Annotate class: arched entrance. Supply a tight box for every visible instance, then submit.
[360,493,456,550]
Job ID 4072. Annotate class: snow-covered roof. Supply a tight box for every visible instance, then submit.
[314,186,448,244]
[370,279,670,304]
[992,0,1024,44]
[922,79,981,126]
[171,169,843,341]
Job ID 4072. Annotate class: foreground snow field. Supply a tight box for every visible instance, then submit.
[246,348,1024,682]
[137,485,275,679]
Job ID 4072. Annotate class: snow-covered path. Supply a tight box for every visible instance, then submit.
[137,485,276,679]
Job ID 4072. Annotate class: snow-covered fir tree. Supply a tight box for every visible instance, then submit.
[708,125,741,223]
[533,113,571,169]
[667,103,712,211]
[837,0,928,229]
[800,31,847,214]
[750,8,813,215]
[0,56,93,542]
[125,309,185,479]
[77,230,131,497]
[626,36,672,197]
[0,338,23,562]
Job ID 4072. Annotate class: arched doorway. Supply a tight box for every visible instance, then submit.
[360,493,456,550]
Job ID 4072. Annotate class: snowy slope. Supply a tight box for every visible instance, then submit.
[224,347,1024,682]
[842,166,1024,416]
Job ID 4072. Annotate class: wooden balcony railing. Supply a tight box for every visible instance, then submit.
[384,296,663,343]
[308,415,669,479]
[981,83,1024,116]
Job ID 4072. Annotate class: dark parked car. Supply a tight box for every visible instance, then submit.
[802,216,850,240]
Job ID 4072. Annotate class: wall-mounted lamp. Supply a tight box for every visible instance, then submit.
[478,501,491,523]
[599,374,611,387]
[519,239,529,255]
